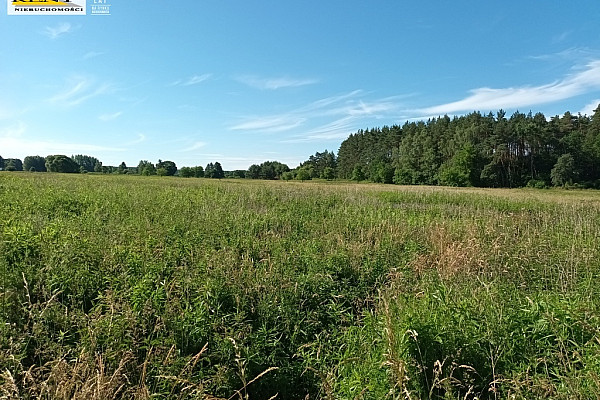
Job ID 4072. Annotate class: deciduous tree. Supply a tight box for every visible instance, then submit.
[157,160,177,176]
[45,155,78,173]
[24,156,46,172]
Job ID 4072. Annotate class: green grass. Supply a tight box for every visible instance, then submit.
[1,173,599,399]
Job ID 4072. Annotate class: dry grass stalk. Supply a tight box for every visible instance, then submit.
[412,224,486,279]
[13,352,134,400]
[0,369,19,399]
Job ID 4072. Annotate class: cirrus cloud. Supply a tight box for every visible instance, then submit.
[42,22,77,39]
[236,75,318,90]
[419,60,600,115]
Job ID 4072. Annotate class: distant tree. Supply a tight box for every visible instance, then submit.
[300,150,337,179]
[45,155,78,173]
[4,158,23,171]
[72,154,100,172]
[156,167,168,176]
[213,162,225,179]
[351,165,365,182]
[179,166,194,178]
[322,166,335,180]
[551,153,577,186]
[0,155,4,170]
[4,160,16,171]
[157,160,177,176]
[137,160,156,176]
[118,162,128,174]
[94,161,103,173]
[260,163,276,180]
[281,171,295,180]
[231,170,246,178]
[193,166,204,178]
[295,167,312,181]
[24,156,47,172]
[205,163,215,178]
[247,164,261,179]
[253,161,290,180]
[438,144,477,187]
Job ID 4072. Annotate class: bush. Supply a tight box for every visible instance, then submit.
[527,179,548,189]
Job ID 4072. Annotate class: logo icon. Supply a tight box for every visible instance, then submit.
[8,0,87,15]
[90,0,110,15]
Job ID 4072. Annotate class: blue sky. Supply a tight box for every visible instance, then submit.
[2,1,600,170]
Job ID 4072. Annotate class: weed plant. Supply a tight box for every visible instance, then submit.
[0,174,599,399]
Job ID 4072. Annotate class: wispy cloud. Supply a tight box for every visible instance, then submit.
[185,74,212,86]
[47,76,113,107]
[297,90,364,113]
[283,117,355,143]
[419,60,600,115]
[182,141,207,151]
[326,98,401,118]
[42,22,75,39]
[170,74,212,87]
[236,75,318,90]
[230,90,407,139]
[99,111,122,121]
[528,47,600,63]
[230,115,306,133]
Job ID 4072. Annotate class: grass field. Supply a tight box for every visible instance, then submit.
[1,173,599,399]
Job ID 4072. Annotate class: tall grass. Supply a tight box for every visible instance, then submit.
[1,173,599,399]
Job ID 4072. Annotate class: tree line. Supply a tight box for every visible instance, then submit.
[0,155,225,179]
[2,105,599,187]
[331,106,600,188]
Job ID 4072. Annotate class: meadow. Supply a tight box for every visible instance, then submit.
[1,173,599,399]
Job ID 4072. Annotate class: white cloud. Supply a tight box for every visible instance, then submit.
[300,90,364,111]
[229,90,408,142]
[170,74,212,87]
[419,60,600,115]
[42,22,75,39]
[47,76,112,107]
[283,117,355,143]
[230,115,306,133]
[327,98,400,118]
[236,75,318,90]
[529,47,595,62]
[580,99,600,116]
[184,74,212,86]
[98,111,123,121]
